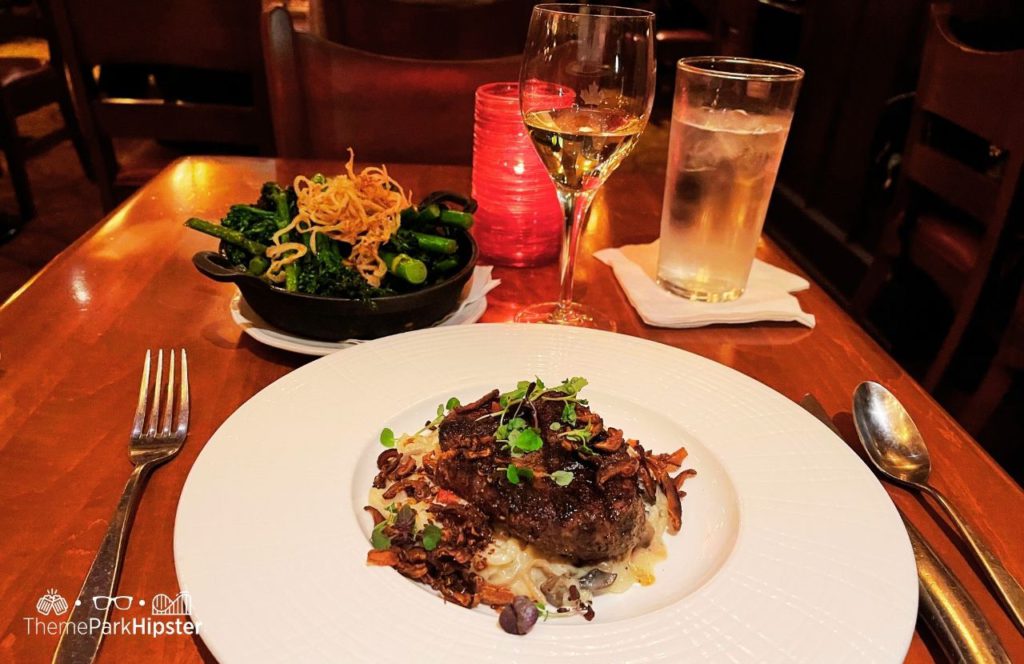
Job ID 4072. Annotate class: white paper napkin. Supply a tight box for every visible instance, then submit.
[594,241,815,328]
[464,265,502,305]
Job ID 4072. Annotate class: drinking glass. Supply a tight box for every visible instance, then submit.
[516,3,655,330]
[657,57,803,302]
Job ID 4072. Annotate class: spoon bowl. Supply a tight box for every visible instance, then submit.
[852,381,932,486]
[852,380,1024,634]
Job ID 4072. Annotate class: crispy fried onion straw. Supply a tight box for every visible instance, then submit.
[265,149,411,286]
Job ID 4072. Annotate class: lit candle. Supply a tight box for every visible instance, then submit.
[471,82,564,267]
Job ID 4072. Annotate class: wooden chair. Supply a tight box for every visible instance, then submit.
[960,285,1024,434]
[262,6,521,164]
[853,4,1024,391]
[46,0,274,211]
[0,1,89,222]
[310,0,536,60]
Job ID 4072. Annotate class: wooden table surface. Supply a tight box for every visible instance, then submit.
[1,157,1021,663]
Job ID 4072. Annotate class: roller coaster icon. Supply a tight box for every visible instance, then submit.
[150,591,192,616]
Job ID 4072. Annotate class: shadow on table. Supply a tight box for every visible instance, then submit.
[192,632,218,663]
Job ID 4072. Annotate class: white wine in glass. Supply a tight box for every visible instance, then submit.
[517,4,655,331]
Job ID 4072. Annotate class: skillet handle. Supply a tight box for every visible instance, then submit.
[192,251,251,284]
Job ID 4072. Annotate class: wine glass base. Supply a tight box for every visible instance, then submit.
[514,302,618,332]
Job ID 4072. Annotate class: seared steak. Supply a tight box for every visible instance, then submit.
[435,389,646,562]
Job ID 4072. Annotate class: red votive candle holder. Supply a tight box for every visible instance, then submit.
[472,82,565,267]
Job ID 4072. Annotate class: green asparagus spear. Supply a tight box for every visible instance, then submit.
[185,218,268,255]
[409,231,458,255]
[380,250,428,285]
[433,257,460,273]
[439,209,474,229]
[285,264,299,292]
[416,203,441,223]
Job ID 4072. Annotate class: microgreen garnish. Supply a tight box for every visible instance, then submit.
[421,523,442,551]
[560,427,596,455]
[549,470,574,486]
[505,463,535,485]
[482,376,594,460]
[381,396,461,446]
[561,401,577,425]
[507,428,543,455]
[535,601,550,621]
[422,396,463,430]
[370,521,391,550]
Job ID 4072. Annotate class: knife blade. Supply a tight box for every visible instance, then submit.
[799,394,1010,664]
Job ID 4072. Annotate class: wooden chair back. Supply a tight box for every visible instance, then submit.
[854,4,1024,390]
[263,6,521,165]
[46,0,274,209]
[312,0,536,60]
[903,4,1024,228]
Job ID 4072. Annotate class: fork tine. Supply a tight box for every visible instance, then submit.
[160,349,176,435]
[131,350,151,437]
[146,349,164,437]
[177,348,190,436]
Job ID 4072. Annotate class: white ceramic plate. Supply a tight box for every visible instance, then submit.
[175,324,917,663]
[228,266,498,356]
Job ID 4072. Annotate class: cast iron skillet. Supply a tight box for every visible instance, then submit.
[192,231,478,342]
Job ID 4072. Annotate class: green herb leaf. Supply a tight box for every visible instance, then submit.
[511,428,543,454]
[379,427,395,448]
[562,401,577,425]
[550,470,574,486]
[506,463,534,485]
[549,422,561,431]
[564,377,588,395]
[370,521,391,550]
[436,403,445,418]
[534,376,546,391]
[496,423,509,440]
[445,397,461,411]
[421,523,442,551]
[507,417,527,431]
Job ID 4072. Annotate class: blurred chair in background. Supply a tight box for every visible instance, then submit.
[47,0,274,211]
[0,0,88,223]
[262,6,520,164]
[961,285,1024,434]
[853,4,1024,392]
[309,0,536,60]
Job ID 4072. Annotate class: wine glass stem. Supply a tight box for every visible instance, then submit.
[556,187,597,310]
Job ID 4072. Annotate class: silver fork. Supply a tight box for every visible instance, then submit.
[53,349,190,664]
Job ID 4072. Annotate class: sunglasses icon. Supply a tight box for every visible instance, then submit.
[92,595,133,611]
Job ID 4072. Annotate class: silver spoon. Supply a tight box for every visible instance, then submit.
[853,381,1024,635]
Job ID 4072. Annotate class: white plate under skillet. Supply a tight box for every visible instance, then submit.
[174,324,917,663]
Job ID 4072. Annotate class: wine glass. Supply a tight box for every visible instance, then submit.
[516,3,655,330]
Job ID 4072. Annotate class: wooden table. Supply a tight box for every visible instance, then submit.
[1,157,1021,662]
